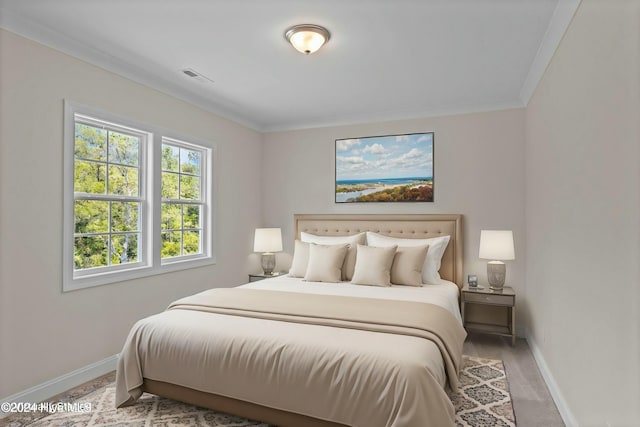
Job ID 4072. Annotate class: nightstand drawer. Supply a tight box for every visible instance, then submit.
[464,292,514,306]
[249,272,285,282]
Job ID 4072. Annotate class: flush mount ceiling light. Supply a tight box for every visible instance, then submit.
[284,24,330,55]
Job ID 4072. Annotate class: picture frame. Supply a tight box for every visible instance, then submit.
[468,274,478,287]
[335,132,434,203]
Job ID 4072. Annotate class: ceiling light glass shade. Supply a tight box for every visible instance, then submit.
[285,24,330,55]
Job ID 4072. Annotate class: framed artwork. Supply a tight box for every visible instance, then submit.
[335,132,434,203]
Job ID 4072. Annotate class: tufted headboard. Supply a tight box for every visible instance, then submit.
[294,214,463,289]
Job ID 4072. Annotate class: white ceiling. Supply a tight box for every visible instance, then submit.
[0,0,580,131]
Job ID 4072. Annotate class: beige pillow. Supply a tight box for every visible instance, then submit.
[288,240,310,278]
[391,245,429,286]
[351,244,397,287]
[366,232,450,285]
[300,232,365,281]
[303,243,349,283]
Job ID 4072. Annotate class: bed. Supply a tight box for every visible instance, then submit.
[115,214,465,427]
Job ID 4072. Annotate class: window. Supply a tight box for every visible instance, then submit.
[73,117,146,272]
[160,139,205,260]
[63,101,214,291]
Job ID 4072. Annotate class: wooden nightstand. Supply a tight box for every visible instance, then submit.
[461,285,516,346]
[248,272,285,282]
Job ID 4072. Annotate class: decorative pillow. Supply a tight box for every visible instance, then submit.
[303,243,349,283]
[390,245,429,286]
[288,240,310,278]
[350,244,397,287]
[300,232,365,281]
[366,232,450,285]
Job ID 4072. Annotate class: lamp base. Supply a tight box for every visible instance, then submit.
[487,261,506,290]
[261,253,276,275]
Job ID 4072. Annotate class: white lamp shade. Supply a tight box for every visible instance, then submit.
[254,228,283,253]
[479,230,515,261]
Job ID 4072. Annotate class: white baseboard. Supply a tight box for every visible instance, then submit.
[526,334,578,427]
[0,354,118,419]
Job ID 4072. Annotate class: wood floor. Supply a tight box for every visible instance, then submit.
[464,332,565,427]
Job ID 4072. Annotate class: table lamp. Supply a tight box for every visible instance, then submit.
[479,230,515,290]
[254,228,283,275]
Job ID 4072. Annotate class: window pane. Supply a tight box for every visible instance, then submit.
[180,149,201,175]
[162,172,179,199]
[162,144,179,172]
[108,165,139,196]
[74,200,108,233]
[161,203,181,230]
[180,175,200,200]
[183,205,201,229]
[74,235,108,270]
[111,233,139,264]
[111,202,140,232]
[75,123,106,161]
[74,160,106,194]
[161,231,182,258]
[108,131,139,166]
[183,230,201,255]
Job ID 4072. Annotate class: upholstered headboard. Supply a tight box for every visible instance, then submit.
[294,214,463,289]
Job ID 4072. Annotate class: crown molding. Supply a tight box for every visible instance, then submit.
[519,0,582,105]
[262,101,525,133]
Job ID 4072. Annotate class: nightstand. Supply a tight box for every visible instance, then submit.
[248,272,285,282]
[461,285,516,346]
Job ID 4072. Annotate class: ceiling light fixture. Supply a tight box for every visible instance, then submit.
[284,24,330,55]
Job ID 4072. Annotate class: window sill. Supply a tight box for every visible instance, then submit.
[63,256,216,292]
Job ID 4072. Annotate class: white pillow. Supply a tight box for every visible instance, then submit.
[366,232,450,285]
[303,243,349,283]
[391,245,429,287]
[288,240,310,278]
[350,244,397,287]
[300,232,365,281]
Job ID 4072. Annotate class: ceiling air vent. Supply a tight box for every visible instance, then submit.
[181,68,215,84]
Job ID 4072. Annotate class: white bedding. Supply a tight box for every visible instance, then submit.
[241,276,462,323]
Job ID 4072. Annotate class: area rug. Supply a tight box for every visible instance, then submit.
[2,356,515,427]
[449,356,516,426]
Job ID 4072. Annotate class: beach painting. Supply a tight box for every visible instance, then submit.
[335,132,434,203]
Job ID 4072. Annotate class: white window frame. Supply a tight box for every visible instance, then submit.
[71,114,150,278]
[63,100,216,292]
[160,137,209,264]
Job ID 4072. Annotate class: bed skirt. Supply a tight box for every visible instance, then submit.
[143,378,348,427]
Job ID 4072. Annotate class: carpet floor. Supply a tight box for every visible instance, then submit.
[2,356,515,427]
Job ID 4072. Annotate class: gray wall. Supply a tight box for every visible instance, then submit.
[262,108,527,330]
[525,0,640,424]
[0,29,263,397]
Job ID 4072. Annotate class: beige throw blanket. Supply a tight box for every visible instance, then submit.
[116,288,466,427]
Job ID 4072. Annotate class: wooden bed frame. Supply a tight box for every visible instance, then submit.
[143,214,464,427]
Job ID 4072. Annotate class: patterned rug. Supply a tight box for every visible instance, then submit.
[2,356,515,426]
[449,356,516,426]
